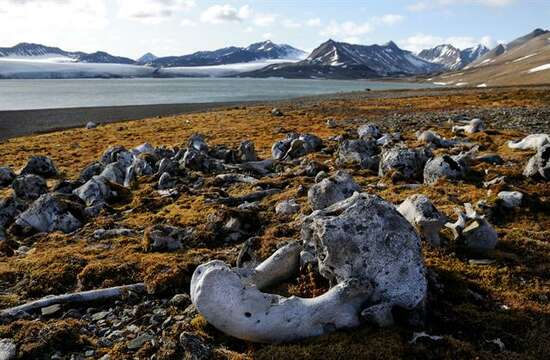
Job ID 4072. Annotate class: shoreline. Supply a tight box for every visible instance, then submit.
[1,84,549,141]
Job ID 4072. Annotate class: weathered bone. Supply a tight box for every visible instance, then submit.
[397,194,447,246]
[417,130,454,148]
[445,203,498,251]
[507,134,549,151]
[452,118,484,135]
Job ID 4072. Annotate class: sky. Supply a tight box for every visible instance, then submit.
[0,0,548,59]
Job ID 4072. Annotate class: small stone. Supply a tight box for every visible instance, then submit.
[271,108,283,117]
[85,121,97,129]
[179,332,212,360]
[169,294,191,307]
[41,304,62,316]
[127,333,155,350]
[275,199,300,216]
[20,156,58,177]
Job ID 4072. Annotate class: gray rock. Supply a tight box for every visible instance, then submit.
[308,171,361,210]
[132,143,155,156]
[79,162,105,183]
[303,160,329,177]
[0,167,16,187]
[93,228,135,240]
[188,134,209,153]
[397,194,447,247]
[271,133,323,160]
[181,148,223,173]
[100,162,125,185]
[100,146,133,168]
[169,294,191,307]
[179,332,212,360]
[157,158,180,176]
[337,139,379,169]
[0,195,27,227]
[144,224,194,252]
[497,191,523,208]
[85,121,97,129]
[14,193,83,234]
[314,171,329,183]
[73,176,119,207]
[0,338,16,360]
[158,172,177,190]
[237,140,258,162]
[357,123,381,139]
[127,332,155,350]
[271,108,283,117]
[423,154,469,184]
[302,192,427,325]
[379,146,431,180]
[20,156,58,177]
[124,157,154,188]
[0,226,5,242]
[523,144,550,180]
[12,174,48,200]
[275,199,300,216]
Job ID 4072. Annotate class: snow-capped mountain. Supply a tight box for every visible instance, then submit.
[151,41,306,67]
[78,51,136,65]
[241,39,442,79]
[137,53,158,65]
[0,43,83,59]
[417,44,489,70]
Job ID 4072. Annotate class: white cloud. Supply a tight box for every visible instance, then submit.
[180,19,197,27]
[373,14,405,25]
[306,18,322,27]
[118,0,196,24]
[262,32,273,40]
[200,4,251,24]
[408,0,514,12]
[399,33,496,53]
[282,19,301,29]
[321,21,373,40]
[253,13,277,27]
[343,36,361,44]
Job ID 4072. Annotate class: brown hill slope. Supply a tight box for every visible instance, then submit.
[430,29,550,86]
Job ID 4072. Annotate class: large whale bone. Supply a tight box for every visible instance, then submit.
[507,134,549,151]
[190,242,371,343]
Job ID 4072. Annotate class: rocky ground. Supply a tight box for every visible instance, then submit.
[0,87,549,359]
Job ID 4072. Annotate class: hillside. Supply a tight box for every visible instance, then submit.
[430,29,550,86]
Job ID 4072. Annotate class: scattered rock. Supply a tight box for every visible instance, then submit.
[158,172,177,190]
[188,134,209,153]
[127,332,155,350]
[79,162,105,182]
[169,294,191,308]
[93,228,135,240]
[275,199,300,216]
[0,167,16,187]
[271,133,323,160]
[73,176,116,206]
[12,174,48,200]
[497,191,523,208]
[424,154,469,184]
[357,123,381,139]
[20,156,58,177]
[179,332,212,360]
[0,195,27,227]
[379,146,431,181]
[143,224,194,252]
[308,171,361,210]
[86,121,97,129]
[337,139,379,169]
[14,193,84,234]
[237,140,258,162]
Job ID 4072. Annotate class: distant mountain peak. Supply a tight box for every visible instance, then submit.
[417,43,488,70]
[137,52,158,65]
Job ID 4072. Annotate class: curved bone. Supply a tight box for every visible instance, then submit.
[445,203,498,251]
[191,260,369,343]
[507,134,549,151]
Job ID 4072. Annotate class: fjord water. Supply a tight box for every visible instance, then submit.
[0,78,434,111]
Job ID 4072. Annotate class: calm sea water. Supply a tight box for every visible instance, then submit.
[0,78,435,111]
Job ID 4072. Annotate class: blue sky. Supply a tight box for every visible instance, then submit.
[0,0,548,58]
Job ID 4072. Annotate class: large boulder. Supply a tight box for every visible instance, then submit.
[308,171,361,210]
[79,162,105,183]
[14,193,84,234]
[20,156,58,177]
[423,154,469,184]
[379,146,431,180]
[0,167,16,187]
[337,139,379,169]
[73,176,119,206]
[523,144,550,180]
[12,174,48,201]
[302,193,427,322]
